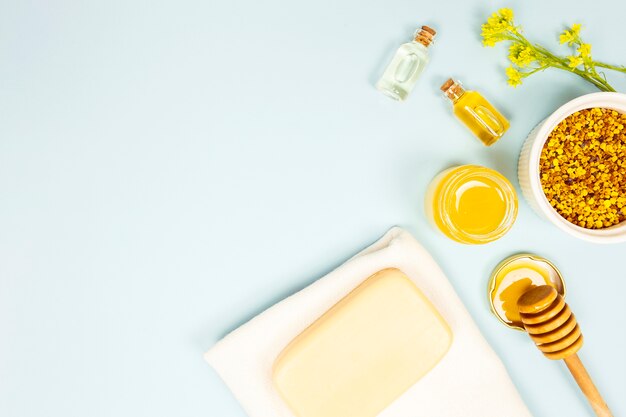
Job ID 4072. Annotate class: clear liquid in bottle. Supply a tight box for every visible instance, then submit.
[376,26,435,101]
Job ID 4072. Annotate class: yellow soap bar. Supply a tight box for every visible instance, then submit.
[272,268,452,417]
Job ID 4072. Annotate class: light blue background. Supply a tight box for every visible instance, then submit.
[1,1,625,416]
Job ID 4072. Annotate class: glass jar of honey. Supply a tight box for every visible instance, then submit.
[425,165,518,244]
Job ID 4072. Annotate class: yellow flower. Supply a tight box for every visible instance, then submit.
[481,30,501,47]
[578,43,592,59]
[506,66,523,87]
[559,23,582,46]
[499,8,514,22]
[568,55,584,68]
[482,8,516,46]
[508,43,536,67]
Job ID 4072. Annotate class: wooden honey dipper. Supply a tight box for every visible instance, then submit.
[517,285,612,417]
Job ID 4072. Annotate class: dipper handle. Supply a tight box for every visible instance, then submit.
[564,354,612,417]
[517,285,612,417]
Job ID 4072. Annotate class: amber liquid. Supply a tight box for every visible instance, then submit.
[491,261,555,327]
[425,166,517,244]
[453,91,509,146]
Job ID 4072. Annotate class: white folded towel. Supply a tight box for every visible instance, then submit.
[205,227,533,417]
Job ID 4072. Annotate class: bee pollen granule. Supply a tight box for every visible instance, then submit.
[540,108,626,229]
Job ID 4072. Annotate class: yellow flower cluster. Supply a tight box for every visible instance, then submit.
[481,9,620,92]
[559,23,581,46]
[505,67,523,87]
[578,43,591,58]
[540,108,626,229]
[558,24,593,68]
[568,55,584,69]
[508,44,536,67]
[481,9,542,87]
[566,44,592,68]
[481,8,516,47]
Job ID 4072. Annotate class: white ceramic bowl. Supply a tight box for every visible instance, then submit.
[518,92,626,244]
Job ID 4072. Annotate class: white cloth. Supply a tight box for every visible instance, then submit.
[205,228,532,417]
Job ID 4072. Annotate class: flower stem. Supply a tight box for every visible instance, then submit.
[595,62,626,74]
[511,33,616,92]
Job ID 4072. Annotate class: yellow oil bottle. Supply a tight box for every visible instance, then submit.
[441,79,510,146]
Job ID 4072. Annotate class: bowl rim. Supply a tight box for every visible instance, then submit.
[526,92,626,243]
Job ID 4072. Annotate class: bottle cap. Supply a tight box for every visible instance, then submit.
[440,78,464,100]
[440,78,455,92]
[415,26,436,46]
[421,25,436,36]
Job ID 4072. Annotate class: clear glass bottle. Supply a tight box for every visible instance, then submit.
[376,26,436,101]
[440,79,510,146]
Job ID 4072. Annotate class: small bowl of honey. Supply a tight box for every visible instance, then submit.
[425,165,518,244]
[488,254,566,331]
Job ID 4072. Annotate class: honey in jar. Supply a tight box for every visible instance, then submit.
[425,165,518,244]
[488,254,566,330]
